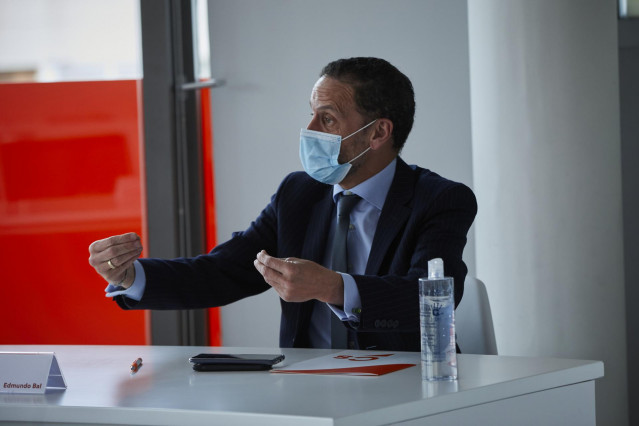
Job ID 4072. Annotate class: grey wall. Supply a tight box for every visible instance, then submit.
[207,0,474,347]
[468,1,627,425]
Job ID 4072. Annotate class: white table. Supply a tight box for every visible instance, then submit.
[0,345,603,426]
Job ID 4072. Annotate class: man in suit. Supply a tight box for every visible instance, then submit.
[88,57,477,351]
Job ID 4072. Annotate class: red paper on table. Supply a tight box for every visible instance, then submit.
[271,351,418,376]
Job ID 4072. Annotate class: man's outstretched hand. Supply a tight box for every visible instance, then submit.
[88,232,142,288]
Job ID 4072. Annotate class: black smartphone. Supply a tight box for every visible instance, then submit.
[189,353,285,371]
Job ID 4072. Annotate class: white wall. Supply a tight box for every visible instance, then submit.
[209,2,630,422]
[207,0,474,347]
[468,1,627,425]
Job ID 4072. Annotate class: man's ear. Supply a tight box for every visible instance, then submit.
[369,118,393,150]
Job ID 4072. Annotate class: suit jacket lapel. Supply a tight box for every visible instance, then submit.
[365,157,414,275]
[300,186,334,262]
[290,184,334,345]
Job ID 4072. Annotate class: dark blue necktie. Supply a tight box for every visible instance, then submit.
[330,192,361,349]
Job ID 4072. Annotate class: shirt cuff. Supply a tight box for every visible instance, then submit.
[328,272,361,323]
[104,260,146,301]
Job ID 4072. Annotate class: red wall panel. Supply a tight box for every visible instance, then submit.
[0,81,147,344]
[200,86,222,346]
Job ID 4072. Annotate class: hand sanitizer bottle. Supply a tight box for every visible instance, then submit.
[419,258,457,381]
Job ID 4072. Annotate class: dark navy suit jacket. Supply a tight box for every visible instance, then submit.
[115,157,477,352]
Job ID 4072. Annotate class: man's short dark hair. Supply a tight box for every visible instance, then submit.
[321,57,415,152]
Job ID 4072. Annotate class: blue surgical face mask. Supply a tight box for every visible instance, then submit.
[299,120,377,185]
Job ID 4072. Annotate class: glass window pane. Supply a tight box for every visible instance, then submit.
[0,0,146,344]
[0,0,142,82]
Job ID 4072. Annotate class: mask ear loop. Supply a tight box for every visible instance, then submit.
[343,119,377,164]
[342,119,377,141]
[347,146,371,164]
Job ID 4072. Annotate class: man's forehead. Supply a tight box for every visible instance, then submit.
[310,76,355,113]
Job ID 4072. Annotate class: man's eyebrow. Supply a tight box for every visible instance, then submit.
[309,103,341,114]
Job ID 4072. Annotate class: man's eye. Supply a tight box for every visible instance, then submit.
[323,115,334,124]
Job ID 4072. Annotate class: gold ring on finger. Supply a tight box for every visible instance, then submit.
[107,259,116,270]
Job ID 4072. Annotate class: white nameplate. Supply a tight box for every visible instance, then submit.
[0,352,67,394]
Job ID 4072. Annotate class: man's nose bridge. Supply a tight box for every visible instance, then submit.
[306,114,320,131]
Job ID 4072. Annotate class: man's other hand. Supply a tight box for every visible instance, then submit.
[88,232,142,289]
[254,250,344,306]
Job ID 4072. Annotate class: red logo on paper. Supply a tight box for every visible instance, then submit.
[333,354,395,362]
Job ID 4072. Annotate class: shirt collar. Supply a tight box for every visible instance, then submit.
[332,158,397,210]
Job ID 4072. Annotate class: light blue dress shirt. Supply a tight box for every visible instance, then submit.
[308,158,396,347]
[106,159,397,348]
[105,261,146,300]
